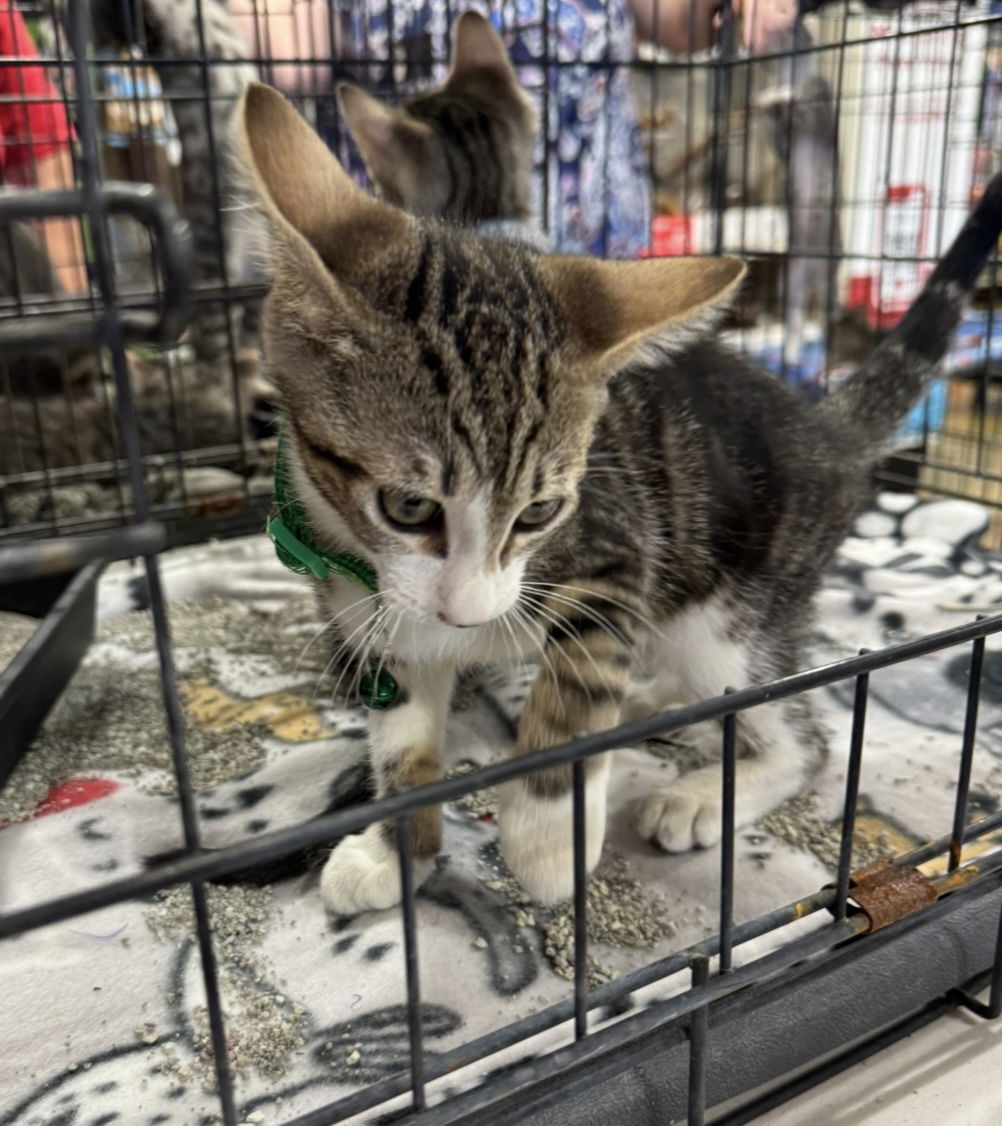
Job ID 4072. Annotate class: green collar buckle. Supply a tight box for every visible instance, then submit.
[268,424,399,710]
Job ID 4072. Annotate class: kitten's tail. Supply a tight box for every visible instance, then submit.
[820,172,1002,453]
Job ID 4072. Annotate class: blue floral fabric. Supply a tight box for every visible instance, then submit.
[325,0,651,258]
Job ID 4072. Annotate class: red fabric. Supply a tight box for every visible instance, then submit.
[0,4,74,175]
[29,777,120,819]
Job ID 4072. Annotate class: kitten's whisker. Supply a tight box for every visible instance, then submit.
[497,606,534,677]
[291,616,340,679]
[332,612,386,705]
[519,598,599,706]
[508,601,565,700]
[495,611,520,671]
[519,594,623,705]
[368,605,403,701]
[520,579,646,624]
[501,606,558,710]
[350,589,406,701]
[521,580,658,642]
[521,585,632,648]
[320,609,385,704]
[291,591,382,677]
[520,584,635,654]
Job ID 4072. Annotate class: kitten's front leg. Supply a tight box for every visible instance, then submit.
[499,586,636,904]
[320,663,454,916]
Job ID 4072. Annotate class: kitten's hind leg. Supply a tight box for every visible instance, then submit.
[635,608,823,852]
[636,696,821,852]
[320,665,453,916]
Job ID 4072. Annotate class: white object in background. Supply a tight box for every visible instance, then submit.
[835,2,988,326]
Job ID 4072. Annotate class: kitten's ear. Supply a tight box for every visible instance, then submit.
[449,11,514,82]
[537,256,747,375]
[337,83,437,191]
[234,81,408,276]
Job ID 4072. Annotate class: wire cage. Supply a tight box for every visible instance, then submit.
[1,0,1001,544]
[2,1,1002,1124]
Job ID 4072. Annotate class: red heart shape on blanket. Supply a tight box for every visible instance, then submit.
[28,776,119,820]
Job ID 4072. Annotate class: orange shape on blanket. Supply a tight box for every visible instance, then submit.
[918,827,1002,876]
[853,812,915,858]
[854,809,1002,878]
[179,678,332,743]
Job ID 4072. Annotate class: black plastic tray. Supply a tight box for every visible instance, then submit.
[0,562,102,789]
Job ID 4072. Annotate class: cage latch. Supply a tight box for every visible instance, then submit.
[846,858,938,933]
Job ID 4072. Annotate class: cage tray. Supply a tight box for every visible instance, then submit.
[0,563,102,789]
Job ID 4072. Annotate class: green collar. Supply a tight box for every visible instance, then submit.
[268,424,399,710]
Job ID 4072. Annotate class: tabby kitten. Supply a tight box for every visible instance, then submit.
[236,80,1002,914]
[336,12,536,231]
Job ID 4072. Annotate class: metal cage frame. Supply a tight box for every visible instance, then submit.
[0,0,1001,543]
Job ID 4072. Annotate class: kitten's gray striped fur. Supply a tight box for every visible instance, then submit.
[238,70,1002,912]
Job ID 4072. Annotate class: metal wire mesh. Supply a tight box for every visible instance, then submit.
[2,1,1002,1123]
[3,598,1002,1123]
[0,0,999,542]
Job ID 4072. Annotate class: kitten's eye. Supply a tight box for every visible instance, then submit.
[515,498,562,531]
[379,490,442,530]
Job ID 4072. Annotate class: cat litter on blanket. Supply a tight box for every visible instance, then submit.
[759,791,893,870]
[106,593,328,668]
[0,663,169,823]
[478,847,675,986]
[0,595,322,822]
[145,884,308,1089]
[447,761,500,820]
[450,764,676,984]
[0,657,271,821]
[541,855,677,985]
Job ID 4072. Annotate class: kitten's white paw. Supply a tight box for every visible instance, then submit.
[320,824,433,916]
[637,780,723,853]
[498,761,609,905]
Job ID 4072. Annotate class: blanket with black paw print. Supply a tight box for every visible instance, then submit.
[2,493,1002,1125]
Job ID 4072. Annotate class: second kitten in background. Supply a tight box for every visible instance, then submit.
[336,12,537,234]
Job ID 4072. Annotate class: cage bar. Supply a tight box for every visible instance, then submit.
[687,954,711,1126]
[398,812,428,1111]
[719,696,737,973]
[834,657,870,921]
[572,757,589,1041]
[950,632,987,871]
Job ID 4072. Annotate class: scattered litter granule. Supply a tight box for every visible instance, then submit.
[0,594,333,822]
[760,792,893,871]
[145,884,309,1090]
[446,762,499,820]
[478,846,675,986]
[541,855,676,985]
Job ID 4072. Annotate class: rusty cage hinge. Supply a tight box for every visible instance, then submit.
[843,858,938,933]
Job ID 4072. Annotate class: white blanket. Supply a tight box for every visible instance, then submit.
[3,493,1002,1125]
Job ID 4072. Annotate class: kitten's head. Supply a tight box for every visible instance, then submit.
[236,83,743,633]
[336,11,537,223]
